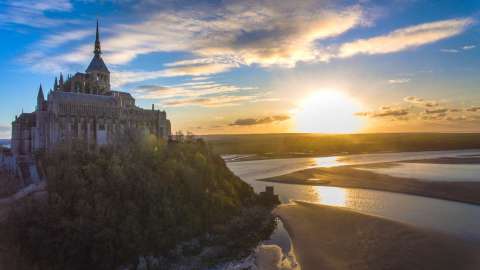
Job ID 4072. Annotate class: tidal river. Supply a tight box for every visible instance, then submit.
[227,149,480,242]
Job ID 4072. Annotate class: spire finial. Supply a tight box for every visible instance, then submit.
[94,19,101,56]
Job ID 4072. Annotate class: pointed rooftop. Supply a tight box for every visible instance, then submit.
[86,19,109,74]
[37,84,44,101]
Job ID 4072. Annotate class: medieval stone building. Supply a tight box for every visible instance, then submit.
[11,21,171,156]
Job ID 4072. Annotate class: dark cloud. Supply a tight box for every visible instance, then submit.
[404,96,439,107]
[445,116,467,121]
[466,106,480,112]
[424,108,448,114]
[230,115,290,126]
[422,113,447,121]
[356,107,409,118]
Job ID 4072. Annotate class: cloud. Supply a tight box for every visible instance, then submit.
[441,44,476,53]
[440,49,460,53]
[110,70,166,88]
[163,95,256,107]
[424,108,448,114]
[132,81,252,100]
[162,62,238,77]
[403,96,439,107]
[445,115,467,121]
[466,106,480,112]
[0,0,73,28]
[388,78,410,84]
[39,29,92,48]
[0,126,11,139]
[131,77,265,108]
[19,2,475,81]
[421,113,447,121]
[338,18,473,58]
[356,107,409,118]
[24,1,365,73]
[230,115,290,126]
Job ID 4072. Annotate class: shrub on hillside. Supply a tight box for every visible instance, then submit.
[5,136,269,270]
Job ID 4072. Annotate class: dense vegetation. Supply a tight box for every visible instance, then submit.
[3,136,275,269]
[204,133,480,157]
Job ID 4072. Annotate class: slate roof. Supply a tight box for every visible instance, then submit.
[85,55,110,73]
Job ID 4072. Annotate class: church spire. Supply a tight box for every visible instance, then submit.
[94,19,101,56]
[37,84,44,101]
[37,84,45,111]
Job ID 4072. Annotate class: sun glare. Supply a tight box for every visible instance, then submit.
[295,90,364,134]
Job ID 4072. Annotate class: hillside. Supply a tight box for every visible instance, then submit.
[1,137,277,269]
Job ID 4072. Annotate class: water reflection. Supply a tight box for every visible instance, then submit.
[311,156,340,167]
[359,163,480,182]
[314,186,347,207]
[227,149,480,242]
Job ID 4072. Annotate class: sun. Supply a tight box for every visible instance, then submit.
[295,90,364,134]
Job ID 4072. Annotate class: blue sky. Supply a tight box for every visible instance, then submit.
[1,0,480,138]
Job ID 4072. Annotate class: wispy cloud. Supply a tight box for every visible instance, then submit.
[441,44,476,53]
[130,77,265,108]
[0,125,11,139]
[0,0,73,28]
[462,45,476,50]
[17,2,475,82]
[440,48,460,53]
[338,18,473,58]
[23,1,365,74]
[39,29,91,48]
[163,95,256,107]
[388,78,410,84]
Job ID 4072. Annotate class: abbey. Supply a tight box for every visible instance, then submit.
[11,21,171,156]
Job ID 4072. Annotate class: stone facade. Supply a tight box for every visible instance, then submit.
[11,21,171,156]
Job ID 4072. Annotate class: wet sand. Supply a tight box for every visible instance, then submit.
[274,202,480,270]
[260,159,480,205]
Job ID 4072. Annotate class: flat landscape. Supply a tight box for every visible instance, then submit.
[204,133,480,160]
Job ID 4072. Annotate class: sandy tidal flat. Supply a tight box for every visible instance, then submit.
[260,159,480,205]
[274,202,480,270]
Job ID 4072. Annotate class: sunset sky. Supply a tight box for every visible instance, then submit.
[0,0,480,138]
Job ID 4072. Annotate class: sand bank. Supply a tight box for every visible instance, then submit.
[260,162,480,205]
[274,202,480,270]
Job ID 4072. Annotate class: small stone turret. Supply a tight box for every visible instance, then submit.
[54,77,58,91]
[36,84,46,111]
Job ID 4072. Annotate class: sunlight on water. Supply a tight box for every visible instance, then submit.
[314,186,347,207]
[311,156,340,167]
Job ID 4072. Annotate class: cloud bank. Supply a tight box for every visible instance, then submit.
[230,115,290,126]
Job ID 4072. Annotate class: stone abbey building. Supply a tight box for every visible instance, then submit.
[11,21,171,156]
